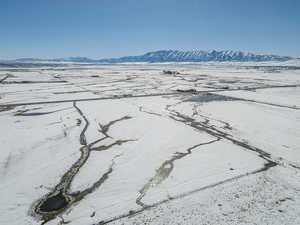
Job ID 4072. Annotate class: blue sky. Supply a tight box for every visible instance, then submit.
[0,0,299,59]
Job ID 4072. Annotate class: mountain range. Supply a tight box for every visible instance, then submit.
[11,50,296,63]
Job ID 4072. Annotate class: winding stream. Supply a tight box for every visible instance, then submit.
[33,101,133,224]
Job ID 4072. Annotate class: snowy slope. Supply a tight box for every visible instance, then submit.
[103,50,293,62]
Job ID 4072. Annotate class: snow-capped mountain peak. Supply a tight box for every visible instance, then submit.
[12,50,293,63]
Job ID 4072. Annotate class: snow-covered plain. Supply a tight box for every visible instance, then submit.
[0,61,300,225]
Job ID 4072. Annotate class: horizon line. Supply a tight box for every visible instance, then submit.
[0,48,298,61]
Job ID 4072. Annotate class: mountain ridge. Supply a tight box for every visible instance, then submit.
[11,49,295,63]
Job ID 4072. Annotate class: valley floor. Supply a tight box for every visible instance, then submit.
[0,61,300,225]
